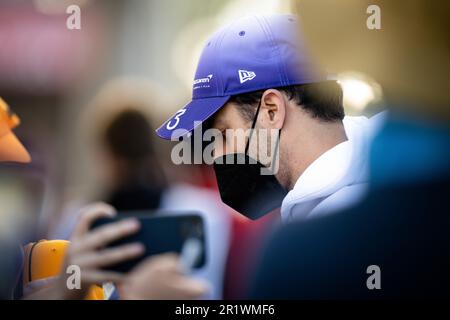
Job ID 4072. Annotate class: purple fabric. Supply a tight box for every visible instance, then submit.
[156,14,325,140]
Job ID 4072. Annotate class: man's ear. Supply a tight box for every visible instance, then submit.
[260,89,287,130]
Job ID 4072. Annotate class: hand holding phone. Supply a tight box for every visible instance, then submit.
[90,211,206,273]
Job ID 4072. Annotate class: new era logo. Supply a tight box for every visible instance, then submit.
[238,70,256,84]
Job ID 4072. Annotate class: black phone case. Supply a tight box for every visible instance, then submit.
[90,212,206,273]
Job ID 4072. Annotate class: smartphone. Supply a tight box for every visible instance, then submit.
[90,211,206,273]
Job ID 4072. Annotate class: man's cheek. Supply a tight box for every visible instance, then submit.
[225,138,237,154]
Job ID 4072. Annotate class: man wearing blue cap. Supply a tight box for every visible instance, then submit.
[157,15,382,222]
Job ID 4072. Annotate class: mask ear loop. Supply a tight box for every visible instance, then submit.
[244,97,282,175]
[245,98,263,155]
[267,127,281,175]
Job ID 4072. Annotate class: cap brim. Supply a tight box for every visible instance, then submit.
[0,131,31,163]
[156,96,230,140]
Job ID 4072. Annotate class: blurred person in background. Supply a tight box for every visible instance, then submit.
[249,0,450,299]
[101,109,167,211]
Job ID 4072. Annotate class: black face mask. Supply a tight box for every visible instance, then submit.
[213,100,287,220]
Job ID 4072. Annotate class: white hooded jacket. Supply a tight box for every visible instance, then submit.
[281,112,386,222]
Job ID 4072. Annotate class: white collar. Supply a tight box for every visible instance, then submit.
[281,115,374,221]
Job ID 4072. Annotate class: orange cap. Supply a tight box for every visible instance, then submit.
[0,97,31,163]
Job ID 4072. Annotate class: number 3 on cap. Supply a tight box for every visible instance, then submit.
[166,108,186,130]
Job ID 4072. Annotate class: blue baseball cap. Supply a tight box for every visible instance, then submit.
[156,14,325,140]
